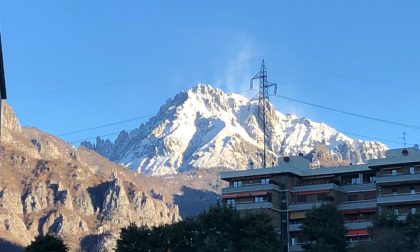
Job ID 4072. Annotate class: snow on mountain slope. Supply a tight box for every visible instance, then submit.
[82,84,387,176]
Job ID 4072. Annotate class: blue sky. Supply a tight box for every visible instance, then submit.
[1,1,419,148]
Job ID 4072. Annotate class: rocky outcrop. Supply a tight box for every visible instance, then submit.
[1,101,21,145]
[0,102,180,251]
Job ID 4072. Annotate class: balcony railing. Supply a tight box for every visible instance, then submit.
[345,220,373,230]
[288,202,324,211]
[288,199,377,212]
[292,181,376,194]
[376,172,420,185]
[288,223,302,232]
[289,244,304,252]
[377,192,420,205]
[337,199,377,211]
[288,220,372,232]
[222,183,279,194]
[339,183,376,192]
[229,201,275,211]
[292,183,339,193]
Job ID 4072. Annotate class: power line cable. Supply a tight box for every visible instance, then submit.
[61,88,417,146]
[61,89,254,138]
[265,58,418,91]
[9,59,261,99]
[68,125,410,147]
[339,131,413,146]
[274,94,420,130]
[52,86,418,147]
[7,58,419,100]
[70,132,120,144]
[61,90,413,146]
[57,114,153,137]
[236,88,252,94]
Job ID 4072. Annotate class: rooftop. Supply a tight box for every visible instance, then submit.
[369,147,420,168]
[221,147,420,180]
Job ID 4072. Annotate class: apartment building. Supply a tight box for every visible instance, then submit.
[220,147,420,251]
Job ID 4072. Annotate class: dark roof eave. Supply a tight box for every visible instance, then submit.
[0,33,7,100]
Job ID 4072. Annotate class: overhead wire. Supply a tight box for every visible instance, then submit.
[67,119,411,147]
[60,89,252,142]
[13,57,417,100]
[57,114,153,137]
[339,131,413,146]
[65,89,416,147]
[274,94,420,130]
[70,132,120,145]
[15,59,415,146]
[8,59,261,100]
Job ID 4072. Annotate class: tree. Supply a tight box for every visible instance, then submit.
[350,212,420,252]
[25,234,69,252]
[301,204,347,252]
[116,206,281,252]
[372,212,403,229]
[196,207,280,251]
[350,227,409,252]
[403,214,420,250]
[116,224,153,252]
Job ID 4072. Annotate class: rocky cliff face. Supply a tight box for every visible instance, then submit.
[82,84,387,176]
[0,102,180,251]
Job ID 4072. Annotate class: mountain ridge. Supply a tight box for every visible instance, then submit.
[82,84,387,176]
[0,102,180,251]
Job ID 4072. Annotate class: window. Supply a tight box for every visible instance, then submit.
[297,195,307,203]
[279,183,285,190]
[291,237,297,245]
[318,193,328,201]
[255,196,264,203]
[233,181,242,188]
[412,208,417,215]
[226,199,235,206]
[410,186,416,195]
[348,195,358,201]
[410,167,415,174]
[261,178,270,185]
[342,175,359,185]
[392,169,398,176]
[363,173,376,183]
[394,209,399,216]
[392,188,398,195]
[351,177,361,185]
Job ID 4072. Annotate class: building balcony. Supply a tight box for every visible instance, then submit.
[289,244,304,252]
[376,173,420,185]
[288,202,324,211]
[233,201,276,211]
[288,220,372,233]
[337,199,377,211]
[377,192,420,205]
[292,183,339,193]
[288,223,302,232]
[345,220,373,230]
[339,183,376,193]
[221,183,279,194]
[288,199,377,212]
[291,182,376,194]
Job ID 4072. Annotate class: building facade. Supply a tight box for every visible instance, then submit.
[220,147,420,251]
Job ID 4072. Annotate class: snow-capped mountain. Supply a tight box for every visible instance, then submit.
[82,84,387,176]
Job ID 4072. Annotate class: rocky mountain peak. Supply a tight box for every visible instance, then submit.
[0,103,180,251]
[1,101,21,142]
[82,84,387,176]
